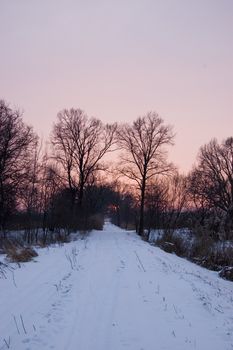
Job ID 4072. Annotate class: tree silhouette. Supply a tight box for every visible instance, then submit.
[117,112,174,236]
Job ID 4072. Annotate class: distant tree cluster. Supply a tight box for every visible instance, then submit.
[0,101,117,243]
[0,100,37,235]
[188,137,233,240]
[0,98,232,248]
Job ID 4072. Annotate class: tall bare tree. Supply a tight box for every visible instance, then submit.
[117,112,174,235]
[52,108,117,217]
[0,100,38,233]
[189,137,233,239]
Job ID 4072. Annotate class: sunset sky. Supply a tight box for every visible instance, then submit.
[1,0,232,172]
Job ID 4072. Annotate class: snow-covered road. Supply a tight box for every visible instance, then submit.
[1,222,233,350]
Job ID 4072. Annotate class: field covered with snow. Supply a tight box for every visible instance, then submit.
[0,222,233,350]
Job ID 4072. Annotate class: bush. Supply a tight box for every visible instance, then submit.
[156,230,187,257]
[6,246,38,262]
[88,214,104,230]
[189,235,214,260]
[189,236,233,271]
[154,228,233,279]
[219,267,233,281]
[3,239,38,262]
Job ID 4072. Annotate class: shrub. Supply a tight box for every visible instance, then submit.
[6,246,38,262]
[3,239,38,262]
[219,267,233,281]
[156,230,187,257]
[88,214,104,230]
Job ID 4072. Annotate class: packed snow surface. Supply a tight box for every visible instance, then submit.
[0,222,233,350]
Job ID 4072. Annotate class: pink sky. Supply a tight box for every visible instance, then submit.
[0,0,232,172]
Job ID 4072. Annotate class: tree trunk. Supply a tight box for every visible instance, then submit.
[70,188,77,231]
[138,177,146,236]
[78,184,84,208]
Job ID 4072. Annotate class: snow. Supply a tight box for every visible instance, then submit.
[0,222,233,350]
[149,227,194,246]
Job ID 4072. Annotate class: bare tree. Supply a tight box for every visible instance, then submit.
[52,108,117,226]
[188,137,233,239]
[38,152,62,237]
[117,112,174,235]
[144,173,187,234]
[0,100,38,234]
[163,173,188,232]
[19,140,41,243]
[145,179,169,233]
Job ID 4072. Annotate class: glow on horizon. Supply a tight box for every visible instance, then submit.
[0,0,232,172]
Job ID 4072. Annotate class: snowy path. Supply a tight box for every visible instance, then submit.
[0,222,233,350]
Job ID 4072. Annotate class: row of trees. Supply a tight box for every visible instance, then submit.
[0,99,232,243]
[110,137,233,241]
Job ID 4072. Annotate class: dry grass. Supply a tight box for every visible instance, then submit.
[88,214,104,230]
[219,267,233,281]
[155,229,233,280]
[156,231,186,257]
[6,247,38,262]
[3,239,38,263]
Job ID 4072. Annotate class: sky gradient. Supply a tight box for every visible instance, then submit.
[1,0,232,172]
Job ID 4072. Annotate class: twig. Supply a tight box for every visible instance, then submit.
[11,271,17,288]
[13,315,20,334]
[3,337,10,349]
[54,281,62,292]
[134,251,146,272]
[20,314,27,334]
[173,304,178,314]
[65,252,73,270]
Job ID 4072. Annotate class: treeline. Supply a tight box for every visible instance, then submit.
[0,99,233,248]
[110,135,233,243]
[0,100,116,243]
